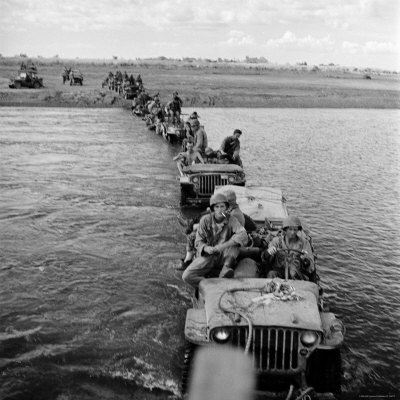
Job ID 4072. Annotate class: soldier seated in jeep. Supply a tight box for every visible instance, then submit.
[182,193,248,288]
[261,216,316,281]
[173,140,204,173]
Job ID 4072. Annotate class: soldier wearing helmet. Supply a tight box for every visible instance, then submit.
[182,193,248,288]
[261,215,315,280]
[190,119,208,155]
[223,189,245,227]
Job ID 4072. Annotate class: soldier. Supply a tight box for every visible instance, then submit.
[173,141,204,173]
[219,129,243,167]
[170,93,182,123]
[190,119,208,155]
[182,193,248,288]
[261,216,315,280]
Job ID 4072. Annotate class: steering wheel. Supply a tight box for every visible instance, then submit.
[274,248,306,280]
[276,248,303,255]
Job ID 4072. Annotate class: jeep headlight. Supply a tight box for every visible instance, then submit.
[192,176,199,183]
[300,331,319,347]
[211,328,231,343]
[228,176,236,183]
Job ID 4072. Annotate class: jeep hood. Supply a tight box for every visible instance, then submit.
[183,164,244,173]
[200,278,322,332]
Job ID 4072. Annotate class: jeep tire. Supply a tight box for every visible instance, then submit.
[181,342,197,395]
[180,187,187,206]
[306,349,342,395]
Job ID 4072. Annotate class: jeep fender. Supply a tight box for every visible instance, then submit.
[184,309,208,345]
[318,312,345,349]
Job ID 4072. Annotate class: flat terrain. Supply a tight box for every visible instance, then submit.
[0,58,399,108]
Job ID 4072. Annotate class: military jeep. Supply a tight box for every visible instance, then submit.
[70,70,83,86]
[182,186,345,398]
[162,122,185,143]
[122,84,139,100]
[9,70,43,89]
[178,164,246,206]
[183,278,344,398]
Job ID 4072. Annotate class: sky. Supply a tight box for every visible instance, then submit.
[1,0,399,71]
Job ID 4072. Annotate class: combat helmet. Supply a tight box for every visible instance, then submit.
[223,189,237,207]
[209,193,229,210]
[282,216,302,230]
[189,118,200,128]
[204,147,214,155]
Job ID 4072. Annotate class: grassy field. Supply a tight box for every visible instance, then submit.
[0,57,399,108]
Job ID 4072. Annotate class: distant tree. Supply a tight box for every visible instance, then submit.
[20,53,27,58]
[245,56,257,63]
[113,56,118,60]
[246,56,269,63]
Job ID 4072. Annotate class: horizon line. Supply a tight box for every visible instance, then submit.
[1,55,398,74]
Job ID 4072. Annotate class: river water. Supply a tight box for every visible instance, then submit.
[0,107,399,400]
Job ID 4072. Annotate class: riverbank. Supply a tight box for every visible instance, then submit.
[0,58,399,108]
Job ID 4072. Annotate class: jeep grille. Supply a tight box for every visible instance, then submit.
[231,327,300,372]
[196,174,230,195]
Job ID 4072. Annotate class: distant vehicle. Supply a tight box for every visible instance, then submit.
[178,163,246,206]
[122,84,139,100]
[157,122,185,144]
[70,70,83,86]
[9,69,43,89]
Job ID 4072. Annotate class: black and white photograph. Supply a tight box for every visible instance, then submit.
[0,1,399,399]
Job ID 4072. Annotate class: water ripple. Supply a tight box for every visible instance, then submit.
[0,107,399,398]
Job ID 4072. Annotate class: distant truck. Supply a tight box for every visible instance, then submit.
[9,69,43,89]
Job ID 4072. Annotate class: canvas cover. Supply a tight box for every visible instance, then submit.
[200,278,322,332]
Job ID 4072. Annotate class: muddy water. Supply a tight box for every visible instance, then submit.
[0,107,399,399]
